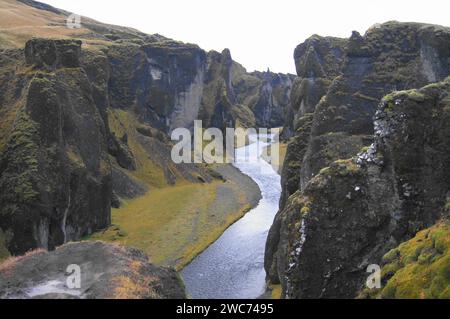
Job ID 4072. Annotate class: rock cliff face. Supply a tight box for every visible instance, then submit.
[0,38,211,256]
[104,41,293,133]
[266,22,450,298]
[0,0,293,258]
[0,39,112,255]
[232,62,295,128]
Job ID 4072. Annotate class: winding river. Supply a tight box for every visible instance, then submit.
[181,134,281,299]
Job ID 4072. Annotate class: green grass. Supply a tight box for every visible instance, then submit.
[88,181,251,270]
[269,284,282,299]
[108,109,168,188]
[361,220,450,299]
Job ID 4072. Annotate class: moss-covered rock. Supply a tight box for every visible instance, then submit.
[0,40,112,255]
[267,68,450,298]
[360,220,450,299]
[231,61,294,128]
[25,39,82,70]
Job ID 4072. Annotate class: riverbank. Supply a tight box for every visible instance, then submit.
[88,163,261,271]
[182,135,282,299]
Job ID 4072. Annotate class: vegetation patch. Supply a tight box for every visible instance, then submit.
[88,180,252,270]
[361,220,450,299]
[108,109,167,188]
[0,107,40,206]
[112,260,159,299]
[269,284,282,299]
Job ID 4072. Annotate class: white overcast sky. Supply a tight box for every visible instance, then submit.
[40,0,449,74]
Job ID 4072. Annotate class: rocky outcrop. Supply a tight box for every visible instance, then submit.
[0,40,112,255]
[0,37,210,256]
[232,62,295,128]
[107,133,136,170]
[103,40,292,132]
[268,78,450,298]
[278,36,347,208]
[0,241,186,299]
[106,40,208,132]
[25,38,82,70]
[266,22,450,298]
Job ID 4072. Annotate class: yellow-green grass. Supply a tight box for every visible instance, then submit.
[99,109,258,270]
[108,109,168,188]
[269,284,282,299]
[361,220,450,299]
[88,181,251,270]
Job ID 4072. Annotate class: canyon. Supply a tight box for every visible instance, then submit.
[0,0,449,299]
[266,22,450,298]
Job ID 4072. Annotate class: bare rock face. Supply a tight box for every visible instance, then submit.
[0,241,185,299]
[266,22,450,298]
[231,62,295,129]
[278,36,348,208]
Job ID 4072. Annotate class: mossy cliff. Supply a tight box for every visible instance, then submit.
[266,22,450,298]
[0,39,113,255]
[0,0,275,262]
[0,38,244,258]
[231,62,295,128]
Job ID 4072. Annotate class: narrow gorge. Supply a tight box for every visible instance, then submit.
[0,0,449,300]
[266,22,450,299]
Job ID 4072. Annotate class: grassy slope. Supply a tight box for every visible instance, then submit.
[0,0,90,48]
[89,180,252,270]
[107,109,167,188]
[89,109,256,270]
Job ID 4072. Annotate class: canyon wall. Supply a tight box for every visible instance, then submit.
[266,21,450,298]
[0,0,293,257]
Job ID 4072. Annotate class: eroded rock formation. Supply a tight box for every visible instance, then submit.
[266,22,450,298]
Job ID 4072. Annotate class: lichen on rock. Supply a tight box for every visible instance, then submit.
[266,22,450,299]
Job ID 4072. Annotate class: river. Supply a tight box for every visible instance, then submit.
[181,134,281,299]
